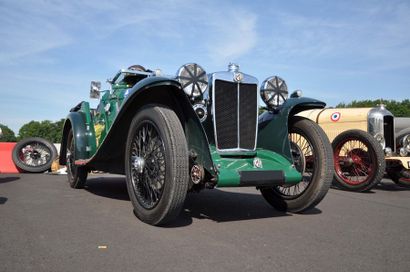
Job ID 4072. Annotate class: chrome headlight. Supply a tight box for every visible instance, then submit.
[401,134,410,153]
[260,76,288,109]
[374,133,385,145]
[176,63,208,100]
[193,103,207,122]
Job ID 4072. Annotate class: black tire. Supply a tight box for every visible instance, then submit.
[125,104,189,226]
[332,130,385,192]
[261,118,333,212]
[12,137,57,173]
[387,167,410,188]
[66,129,88,189]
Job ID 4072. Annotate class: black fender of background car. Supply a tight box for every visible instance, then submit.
[60,77,215,176]
[257,97,326,162]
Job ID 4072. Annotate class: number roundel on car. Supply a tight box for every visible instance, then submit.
[330,112,341,122]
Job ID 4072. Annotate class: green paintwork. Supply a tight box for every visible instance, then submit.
[62,67,325,188]
[258,97,326,162]
[62,101,96,161]
[210,145,302,187]
[62,74,215,176]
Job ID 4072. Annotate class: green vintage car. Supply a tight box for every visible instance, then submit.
[60,63,333,225]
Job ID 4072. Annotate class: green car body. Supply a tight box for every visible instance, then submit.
[60,63,332,225]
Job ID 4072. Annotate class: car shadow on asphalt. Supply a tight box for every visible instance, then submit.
[169,189,322,227]
[0,197,7,204]
[374,181,410,192]
[83,176,322,227]
[330,183,377,194]
[181,189,289,223]
[85,177,130,201]
[0,176,20,184]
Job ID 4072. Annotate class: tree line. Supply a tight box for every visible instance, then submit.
[0,119,65,143]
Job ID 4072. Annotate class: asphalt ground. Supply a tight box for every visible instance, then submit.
[0,173,409,272]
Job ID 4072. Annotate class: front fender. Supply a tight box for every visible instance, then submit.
[59,111,89,165]
[88,77,215,175]
[257,97,326,162]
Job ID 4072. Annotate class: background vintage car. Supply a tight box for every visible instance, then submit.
[298,106,410,191]
[386,117,410,187]
[59,63,334,226]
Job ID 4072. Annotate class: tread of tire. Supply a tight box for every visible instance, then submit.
[293,118,333,212]
[155,105,188,225]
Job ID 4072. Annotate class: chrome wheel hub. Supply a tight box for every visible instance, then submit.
[132,156,146,174]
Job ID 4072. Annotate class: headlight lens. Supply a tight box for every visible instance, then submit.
[374,133,385,149]
[193,103,207,122]
[401,134,410,152]
[176,63,208,100]
[260,76,288,109]
[374,133,384,143]
[384,147,393,157]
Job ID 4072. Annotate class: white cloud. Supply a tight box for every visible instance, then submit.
[0,12,72,63]
[205,10,258,64]
[259,2,410,72]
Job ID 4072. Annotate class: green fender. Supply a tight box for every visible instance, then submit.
[86,77,215,176]
[59,101,96,165]
[257,97,326,162]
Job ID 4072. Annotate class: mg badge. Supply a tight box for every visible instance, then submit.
[234,72,243,82]
[253,158,262,168]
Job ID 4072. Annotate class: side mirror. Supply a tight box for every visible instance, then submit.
[90,81,101,99]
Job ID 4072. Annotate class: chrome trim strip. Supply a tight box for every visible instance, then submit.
[120,69,156,76]
[237,82,240,148]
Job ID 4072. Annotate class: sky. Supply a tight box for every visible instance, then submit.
[0,0,409,134]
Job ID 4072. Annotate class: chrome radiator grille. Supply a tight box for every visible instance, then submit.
[213,79,258,152]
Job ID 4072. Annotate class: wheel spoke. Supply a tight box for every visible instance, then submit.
[334,138,375,185]
[278,132,315,198]
[130,122,166,209]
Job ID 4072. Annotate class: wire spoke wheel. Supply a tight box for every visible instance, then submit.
[12,137,57,173]
[19,143,51,167]
[65,129,88,189]
[125,105,189,226]
[275,132,315,198]
[388,167,410,188]
[334,140,373,185]
[66,137,77,178]
[331,130,385,192]
[260,118,332,213]
[130,121,166,210]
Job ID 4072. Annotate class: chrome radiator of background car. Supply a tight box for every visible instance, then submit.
[368,105,395,152]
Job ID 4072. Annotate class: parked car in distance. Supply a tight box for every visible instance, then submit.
[298,106,410,191]
[386,117,410,187]
[60,63,334,225]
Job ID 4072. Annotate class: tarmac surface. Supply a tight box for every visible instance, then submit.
[1,173,409,272]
